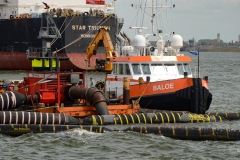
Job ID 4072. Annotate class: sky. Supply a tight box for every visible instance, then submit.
[105,0,240,43]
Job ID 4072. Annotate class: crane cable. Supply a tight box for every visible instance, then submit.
[51,16,73,45]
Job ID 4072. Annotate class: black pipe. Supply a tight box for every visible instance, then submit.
[81,111,223,125]
[124,126,240,141]
[207,112,240,121]
[67,86,87,100]
[67,86,109,115]
[0,91,27,111]
[0,124,111,136]
[2,124,240,141]
[85,87,109,115]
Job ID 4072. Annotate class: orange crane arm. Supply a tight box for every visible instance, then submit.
[86,28,118,71]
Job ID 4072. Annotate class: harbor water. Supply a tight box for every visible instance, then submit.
[1,52,240,159]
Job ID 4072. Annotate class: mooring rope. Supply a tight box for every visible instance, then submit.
[134,81,151,104]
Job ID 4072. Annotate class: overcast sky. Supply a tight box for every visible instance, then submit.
[105,0,240,43]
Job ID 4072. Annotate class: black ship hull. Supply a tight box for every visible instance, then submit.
[0,16,123,71]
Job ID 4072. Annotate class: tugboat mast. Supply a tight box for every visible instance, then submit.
[139,0,175,35]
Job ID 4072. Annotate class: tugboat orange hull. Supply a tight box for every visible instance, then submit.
[129,78,211,114]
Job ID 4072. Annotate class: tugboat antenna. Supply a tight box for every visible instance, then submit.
[139,0,174,35]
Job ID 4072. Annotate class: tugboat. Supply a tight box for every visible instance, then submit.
[86,28,212,114]
[85,1,212,114]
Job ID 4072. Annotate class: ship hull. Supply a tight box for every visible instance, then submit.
[0,16,121,71]
[135,87,212,114]
[0,52,106,71]
[129,78,211,114]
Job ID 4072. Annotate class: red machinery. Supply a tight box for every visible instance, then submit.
[18,71,85,106]
[16,71,140,118]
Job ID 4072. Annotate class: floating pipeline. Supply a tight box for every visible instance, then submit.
[206,112,240,121]
[0,111,79,125]
[0,124,111,137]
[0,110,224,126]
[140,109,224,122]
[186,114,223,123]
[81,111,223,125]
[0,110,238,141]
[81,112,182,125]
[1,124,240,141]
[139,108,190,114]
[0,91,27,110]
[124,126,240,141]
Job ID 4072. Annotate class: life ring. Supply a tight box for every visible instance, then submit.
[95,80,105,90]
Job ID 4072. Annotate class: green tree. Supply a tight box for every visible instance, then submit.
[201,41,207,45]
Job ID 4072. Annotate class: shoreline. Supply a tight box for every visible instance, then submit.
[181,47,240,52]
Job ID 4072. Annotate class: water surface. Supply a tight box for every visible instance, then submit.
[0,52,240,160]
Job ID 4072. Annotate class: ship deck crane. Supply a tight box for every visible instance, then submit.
[86,28,118,72]
[27,12,69,72]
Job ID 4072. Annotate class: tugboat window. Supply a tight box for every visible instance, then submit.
[177,64,184,75]
[183,63,191,74]
[132,63,141,74]
[119,64,124,75]
[151,64,165,75]
[141,64,151,74]
[125,64,131,75]
[113,63,118,74]
[164,64,176,75]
